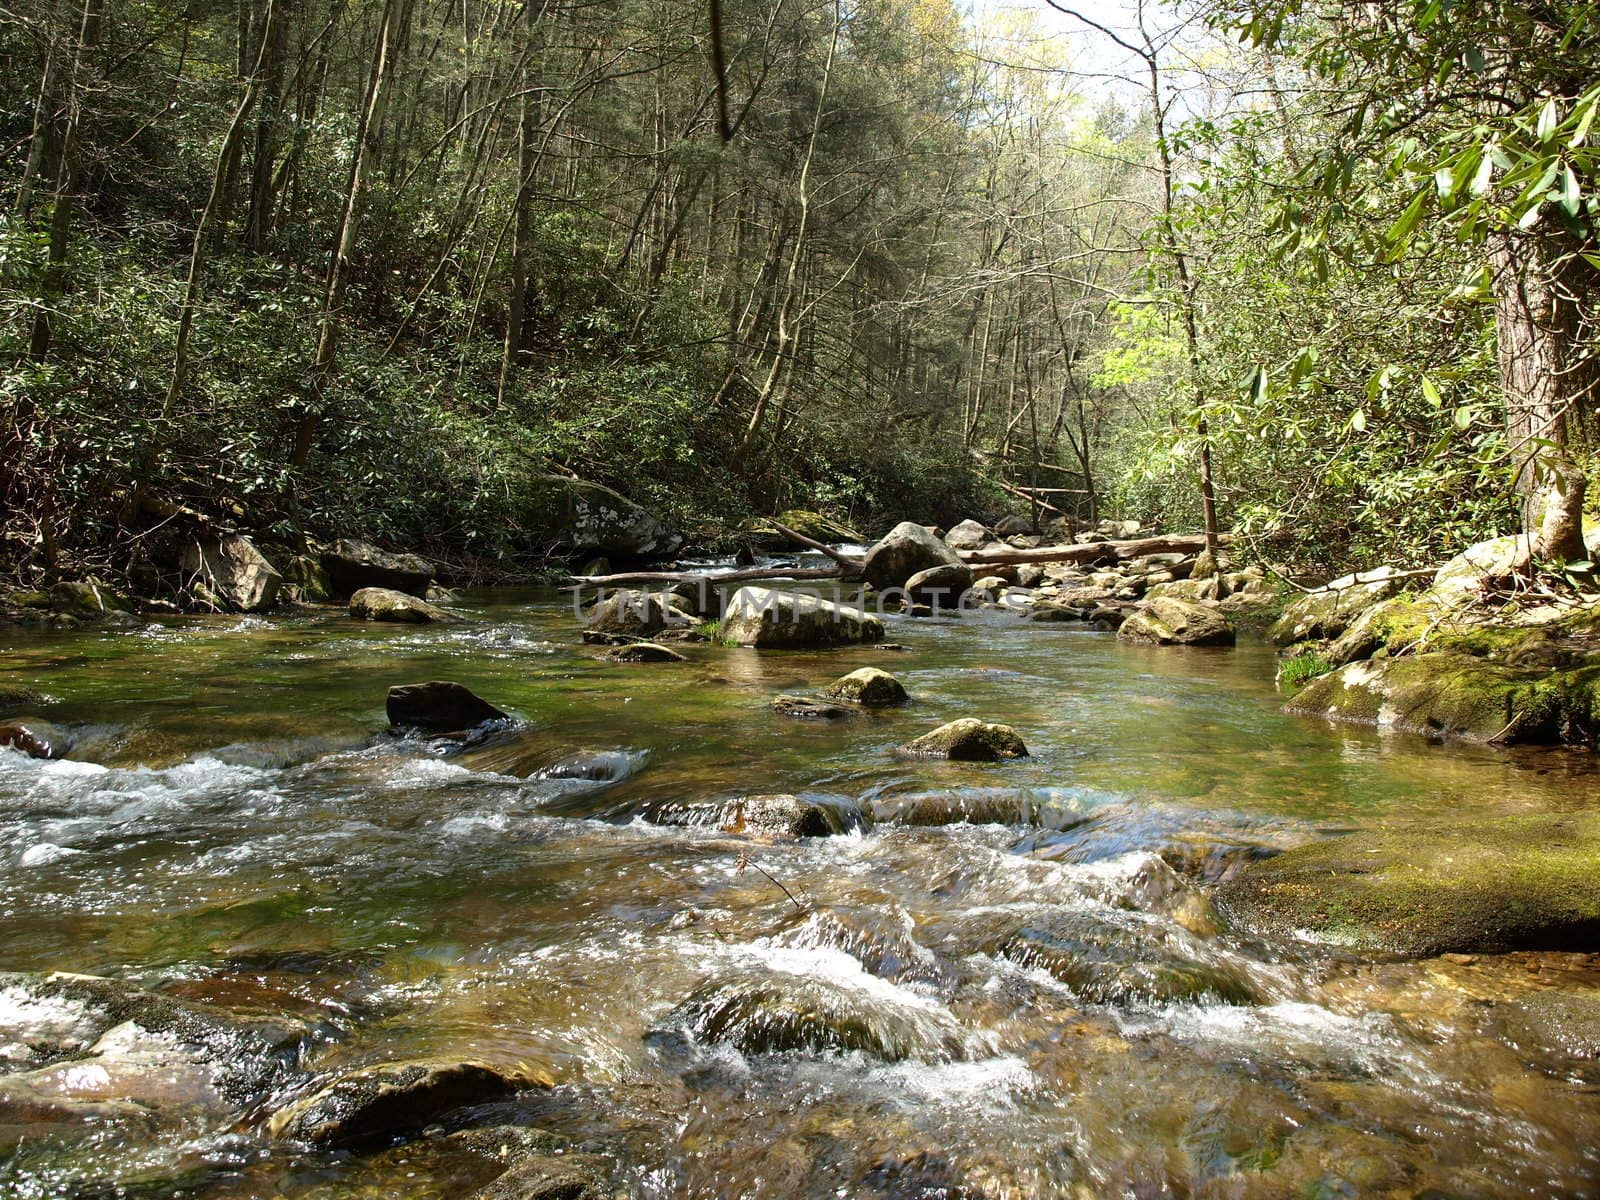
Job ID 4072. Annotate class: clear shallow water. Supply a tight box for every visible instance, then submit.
[2,588,1600,1197]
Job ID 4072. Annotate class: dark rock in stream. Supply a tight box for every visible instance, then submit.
[655,793,850,838]
[473,1152,613,1199]
[861,522,966,590]
[772,695,856,720]
[0,684,46,715]
[269,1060,548,1149]
[896,718,1027,762]
[387,681,509,733]
[0,719,72,760]
[322,539,435,600]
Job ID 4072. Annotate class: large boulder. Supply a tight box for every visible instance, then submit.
[821,667,908,706]
[861,522,965,590]
[896,718,1028,761]
[1117,597,1235,647]
[1266,566,1407,646]
[321,539,435,600]
[719,587,883,648]
[269,1060,544,1149]
[350,587,452,623]
[542,476,683,559]
[1431,534,1525,597]
[1217,813,1600,957]
[904,562,975,607]
[943,519,992,551]
[387,681,508,732]
[179,534,281,612]
[1284,652,1600,744]
[583,589,693,639]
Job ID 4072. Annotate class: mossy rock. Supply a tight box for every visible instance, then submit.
[0,683,46,714]
[1285,652,1600,744]
[821,667,908,706]
[1266,567,1407,646]
[1217,813,1600,957]
[746,509,863,545]
[897,718,1027,761]
[350,587,454,623]
[1117,597,1235,647]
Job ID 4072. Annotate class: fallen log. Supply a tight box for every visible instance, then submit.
[765,520,862,570]
[960,533,1225,567]
[569,565,855,589]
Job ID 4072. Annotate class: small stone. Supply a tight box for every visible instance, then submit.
[0,683,46,713]
[896,718,1028,762]
[0,719,72,760]
[821,667,908,707]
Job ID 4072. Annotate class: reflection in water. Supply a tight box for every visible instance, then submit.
[1,591,1599,1196]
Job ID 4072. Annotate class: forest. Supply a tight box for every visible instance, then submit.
[5,0,1592,582]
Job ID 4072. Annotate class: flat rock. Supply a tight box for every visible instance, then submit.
[719,587,883,648]
[772,695,855,720]
[268,1059,546,1149]
[1117,597,1235,647]
[351,587,453,623]
[1217,813,1600,957]
[605,642,686,663]
[321,539,434,600]
[473,1152,612,1199]
[896,718,1027,762]
[387,681,509,732]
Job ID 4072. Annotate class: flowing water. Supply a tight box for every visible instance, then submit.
[4,583,1600,1198]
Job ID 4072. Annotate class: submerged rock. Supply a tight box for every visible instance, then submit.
[321,539,435,600]
[179,534,282,612]
[772,695,856,720]
[0,683,46,714]
[605,642,686,663]
[897,718,1027,762]
[269,1059,545,1149]
[0,719,72,760]
[351,587,454,623]
[473,1152,613,1199]
[719,587,883,648]
[658,793,843,838]
[820,667,908,707]
[387,681,509,732]
[861,522,966,590]
[1117,597,1235,647]
[1217,813,1600,957]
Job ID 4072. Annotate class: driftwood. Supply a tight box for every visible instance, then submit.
[960,533,1225,567]
[569,565,853,588]
[765,520,861,570]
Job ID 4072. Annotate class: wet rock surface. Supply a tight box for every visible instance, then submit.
[820,667,907,706]
[322,539,436,600]
[351,586,455,623]
[719,587,884,648]
[897,718,1028,761]
[387,681,510,732]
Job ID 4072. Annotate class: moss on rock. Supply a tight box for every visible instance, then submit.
[1217,813,1600,957]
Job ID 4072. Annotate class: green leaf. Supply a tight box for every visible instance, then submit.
[1560,163,1582,215]
[1538,97,1561,143]
[1470,149,1495,195]
[1351,408,1368,432]
[1386,188,1430,244]
[1421,375,1442,407]
[1454,406,1475,430]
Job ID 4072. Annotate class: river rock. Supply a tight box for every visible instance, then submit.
[1117,597,1235,647]
[473,1153,612,1200]
[1432,535,1525,597]
[0,719,72,760]
[269,1059,544,1149]
[903,562,975,608]
[280,553,334,604]
[657,793,842,837]
[179,534,282,612]
[605,642,686,663]
[0,684,45,714]
[821,667,908,706]
[943,519,992,551]
[583,589,693,639]
[350,586,453,623]
[993,515,1032,535]
[1283,652,1600,743]
[897,718,1027,761]
[321,539,435,599]
[719,587,884,648]
[861,522,966,590]
[773,695,855,719]
[1266,566,1406,646]
[542,475,683,558]
[1216,812,1600,957]
[387,681,509,732]
[1015,564,1047,588]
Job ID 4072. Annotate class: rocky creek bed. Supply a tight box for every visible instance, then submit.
[3,582,1600,1197]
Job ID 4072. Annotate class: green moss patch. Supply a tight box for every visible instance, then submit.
[1217,813,1600,957]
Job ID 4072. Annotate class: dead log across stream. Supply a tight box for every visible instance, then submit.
[568,532,1222,588]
